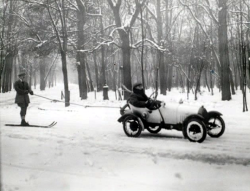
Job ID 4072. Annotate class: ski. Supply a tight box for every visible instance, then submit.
[5,121,57,128]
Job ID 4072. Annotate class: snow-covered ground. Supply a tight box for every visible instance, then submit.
[1,84,250,191]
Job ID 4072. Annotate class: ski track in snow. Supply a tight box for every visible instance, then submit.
[1,84,250,191]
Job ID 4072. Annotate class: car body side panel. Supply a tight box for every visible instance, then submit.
[157,103,178,124]
[128,103,201,125]
[129,104,162,123]
[147,109,163,123]
[159,103,200,124]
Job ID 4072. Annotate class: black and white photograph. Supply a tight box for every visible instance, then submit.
[0,0,250,190]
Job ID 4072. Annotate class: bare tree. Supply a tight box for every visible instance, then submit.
[1,0,16,93]
[75,0,88,99]
[218,0,231,100]
[47,0,70,106]
[107,0,147,99]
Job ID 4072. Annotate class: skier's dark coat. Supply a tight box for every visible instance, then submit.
[14,80,31,105]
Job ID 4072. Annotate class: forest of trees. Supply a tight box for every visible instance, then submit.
[0,0,249,110]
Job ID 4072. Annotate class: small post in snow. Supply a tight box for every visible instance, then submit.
[61,91,64,100]
[103,84,109,100]
[94,88,97,100]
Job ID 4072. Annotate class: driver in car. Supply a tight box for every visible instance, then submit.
[128,82,161,110]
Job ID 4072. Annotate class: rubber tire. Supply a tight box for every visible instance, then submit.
[147,126,162,134]
[183,118,207,143]
[207,116,225,138]
[123,116,142,137]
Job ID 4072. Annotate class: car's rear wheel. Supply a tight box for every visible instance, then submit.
[147,126,161,134]
[183,118,207,143]
[123,116,142,137]
[207,116,225,138]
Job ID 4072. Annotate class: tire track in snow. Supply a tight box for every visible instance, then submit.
[3,131,250,167]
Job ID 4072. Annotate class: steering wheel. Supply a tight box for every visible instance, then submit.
[146,99,162,110]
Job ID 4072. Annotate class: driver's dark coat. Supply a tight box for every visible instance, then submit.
[127,92,149,108]
[14,80,31,104]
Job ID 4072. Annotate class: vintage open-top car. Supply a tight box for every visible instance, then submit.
[118,100,225,143]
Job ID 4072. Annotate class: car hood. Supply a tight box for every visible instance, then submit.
[177,103,201,115]
[160,103,201,124]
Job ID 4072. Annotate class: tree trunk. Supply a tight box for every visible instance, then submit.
[107,0,146,99]
[39,58,46,91]
[29,57,32,87]
[167,64,173,91]
[157,0,166,95]
[77,53,87,99]
[101,45,106,86]
[205,68,210,92]
[140,6,145,91]
[1,0,14,93]
[13,56,17,83]
[2,53,13,92]
[121,35,132,99]
[86,61,94,91]
[76,0,88,99]
[100,14,107,87]
[187,63,191,94]
[61,50,70,106]
[218,0,231,100]
[93,51,100,91]
[229,68,236,95]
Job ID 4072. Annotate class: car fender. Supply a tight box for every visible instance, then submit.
[118,113,145,131]
[183,114,205,126]
[208,111,222,117]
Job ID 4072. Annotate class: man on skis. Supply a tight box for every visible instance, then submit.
[14,72,34,126]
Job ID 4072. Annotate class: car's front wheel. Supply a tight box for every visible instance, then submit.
[123,116,142,137]
[207,116,225,138]
[183,118,207,143]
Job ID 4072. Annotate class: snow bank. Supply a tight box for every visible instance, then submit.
[1,84,250,191]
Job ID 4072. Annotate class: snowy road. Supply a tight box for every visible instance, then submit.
[1,86,250,191]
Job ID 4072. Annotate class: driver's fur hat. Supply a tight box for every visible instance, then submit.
[132,82,143,90]
[18,72,26,77]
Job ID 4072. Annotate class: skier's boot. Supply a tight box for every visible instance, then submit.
[24,120,29,126]
[21,119,29,126]
[21,119,26,126]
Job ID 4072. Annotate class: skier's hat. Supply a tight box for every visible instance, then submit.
[18,72,26,77]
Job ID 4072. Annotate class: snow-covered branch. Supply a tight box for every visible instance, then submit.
[77,39,121,54]
[132,38,167,52]
[87,13,102,17]
[109,26,127,37]
[18,38,40,43]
